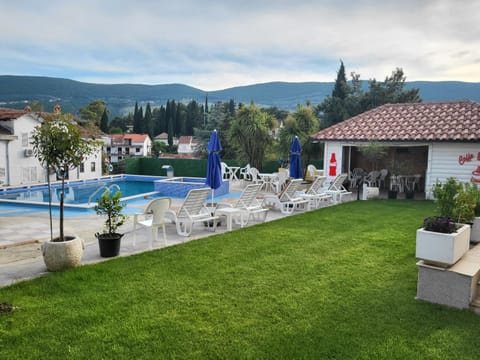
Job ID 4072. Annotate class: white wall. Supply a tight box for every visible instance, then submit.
[426,142,480,198]
[323,142,344,184]
[0,114,104,186]
[7,114,45,185]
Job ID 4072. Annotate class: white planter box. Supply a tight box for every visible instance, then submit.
[471,217,480,243]
[416,224,471,267]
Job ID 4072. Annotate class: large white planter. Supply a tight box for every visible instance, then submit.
[471,217,480,243]
[41,235,84,272]
[416,224,471,267]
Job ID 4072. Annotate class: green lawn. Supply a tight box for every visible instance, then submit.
[2,200,480,359]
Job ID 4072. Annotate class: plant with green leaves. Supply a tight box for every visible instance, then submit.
[432,178,478,224]
[94,189,127,235]
[31,113,99,241]
[360,142,387,170]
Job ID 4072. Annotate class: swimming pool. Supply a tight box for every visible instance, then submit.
[0,175,231,214]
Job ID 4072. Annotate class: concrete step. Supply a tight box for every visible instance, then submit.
[471,297,480,308]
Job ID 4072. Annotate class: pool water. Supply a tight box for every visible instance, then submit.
[0,180,155,205]
[0,175,237,217]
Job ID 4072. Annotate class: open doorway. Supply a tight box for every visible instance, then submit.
[344,145,428,196]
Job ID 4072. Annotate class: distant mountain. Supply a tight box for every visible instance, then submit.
[0,75,479,117]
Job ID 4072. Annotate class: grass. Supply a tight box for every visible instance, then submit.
[2,200,480,359]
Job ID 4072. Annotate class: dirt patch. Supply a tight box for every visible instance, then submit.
[0,302,15,314]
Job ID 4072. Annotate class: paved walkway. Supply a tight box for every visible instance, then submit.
[0,180,357,287]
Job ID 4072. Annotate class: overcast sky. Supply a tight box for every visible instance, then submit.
[1,0,478,90]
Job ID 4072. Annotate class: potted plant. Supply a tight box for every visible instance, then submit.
[94,188,127,257]
[31,110,99,271]
[388,183,399,199]
[415,178,474,267]
[466,183,480,242]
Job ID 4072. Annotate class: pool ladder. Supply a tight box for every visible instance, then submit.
[88,184,121,205]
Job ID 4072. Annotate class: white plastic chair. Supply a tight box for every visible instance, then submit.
[221,162,232,180]
[297,176,332,209]
[324,173,352,204]
[378,169,388,189]
[262,179,309,214]
[273,170,289,194]
[133,198,171,249]
[239,164,251,181]
[216,183,268,226]
[164,188,219,237]
[365,171,381,187]
[248,167,265,187]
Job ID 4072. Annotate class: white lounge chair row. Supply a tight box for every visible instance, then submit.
[132,173,352,248]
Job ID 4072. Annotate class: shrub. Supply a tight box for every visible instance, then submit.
[423,216,458,234]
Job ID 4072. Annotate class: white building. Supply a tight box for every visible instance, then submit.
[104,133,152,163]
[177,136,199,154]
[311,101,480,199]
[154,132,178,146]
[0,107,103,186]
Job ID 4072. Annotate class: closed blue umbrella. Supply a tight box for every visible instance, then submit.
[205,129,223,203]
[289,136,303,179]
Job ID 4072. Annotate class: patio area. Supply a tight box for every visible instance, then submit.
[0,179,356,287]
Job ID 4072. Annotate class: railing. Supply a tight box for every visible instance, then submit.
[88,184,121,205]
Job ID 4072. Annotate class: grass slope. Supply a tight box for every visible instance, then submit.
[1,200,480,359]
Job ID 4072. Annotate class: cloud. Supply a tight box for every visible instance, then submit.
[0,0,479,90]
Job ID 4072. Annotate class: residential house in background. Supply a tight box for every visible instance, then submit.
[104,133,152,163]
[177,136,199,154]
[0,107,103,186]
[154,132,178,146]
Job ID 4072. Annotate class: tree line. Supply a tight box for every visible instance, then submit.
[70,62,421,170]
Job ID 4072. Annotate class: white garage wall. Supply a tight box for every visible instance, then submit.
[427,142,480,198]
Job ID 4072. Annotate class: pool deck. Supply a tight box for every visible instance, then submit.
[0,180,356,287]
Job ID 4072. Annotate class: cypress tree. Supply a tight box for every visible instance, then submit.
[100,108,109,133]
[144,103,153,137]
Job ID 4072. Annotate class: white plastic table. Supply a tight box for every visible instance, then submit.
[215,207,243,231]
[228,166,240,181]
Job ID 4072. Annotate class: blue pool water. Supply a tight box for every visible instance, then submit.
[0,180,154,205]
[0,175,235,217]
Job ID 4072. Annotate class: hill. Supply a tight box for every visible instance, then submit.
[0,75,479,117]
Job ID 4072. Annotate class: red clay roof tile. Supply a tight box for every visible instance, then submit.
[311,101,480,142]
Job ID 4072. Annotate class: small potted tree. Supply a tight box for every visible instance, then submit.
[94,188,127,257]
[416,178,474,267]
[32,110,99,271]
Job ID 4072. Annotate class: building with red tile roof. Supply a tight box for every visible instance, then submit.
[310,101,480,199]
[177,136,199,154]
[312,101,480,142]
[103,133,152,163]
[0,106,103,186]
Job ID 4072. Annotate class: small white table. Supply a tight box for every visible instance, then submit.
[228,166,240,181]
[215,207,243,231]
[259,173,278,192]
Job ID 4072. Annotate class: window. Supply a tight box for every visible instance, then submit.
[80,163,85,173]
[136,147,141,153]
[21,133,29,147]
[91,162,96,172]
